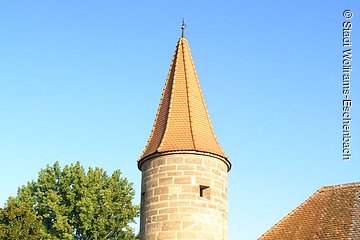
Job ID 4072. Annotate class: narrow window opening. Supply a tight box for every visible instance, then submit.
[199,185,210,200]
[141,191,146,204]
[140,191,146,211]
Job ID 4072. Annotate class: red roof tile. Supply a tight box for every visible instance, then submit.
[259,182,360,240]
[139,37,229,169]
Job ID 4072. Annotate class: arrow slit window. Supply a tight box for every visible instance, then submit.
[200,185,210,200]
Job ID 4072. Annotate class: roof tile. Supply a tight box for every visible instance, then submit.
[139,37,228,166]
[259,182,360,240]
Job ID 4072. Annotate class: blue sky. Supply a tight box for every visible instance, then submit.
[0,1,359,239]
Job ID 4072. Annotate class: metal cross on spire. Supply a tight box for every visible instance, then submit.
[181,18,186,38]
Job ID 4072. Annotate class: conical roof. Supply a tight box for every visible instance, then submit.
[139,37,228,165]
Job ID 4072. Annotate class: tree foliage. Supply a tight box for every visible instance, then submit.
[0,161,139,239]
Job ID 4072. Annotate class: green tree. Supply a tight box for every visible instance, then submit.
[0,161,139,240]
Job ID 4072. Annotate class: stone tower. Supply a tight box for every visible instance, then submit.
[138,29,231,240]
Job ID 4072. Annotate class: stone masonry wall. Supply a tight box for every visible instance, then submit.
[139,153,229,240]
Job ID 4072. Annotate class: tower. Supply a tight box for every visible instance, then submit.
[138,26,231,240]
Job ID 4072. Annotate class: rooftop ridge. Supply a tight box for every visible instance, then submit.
[182,38,196,149]
[319,182,360,192]
[186,39,226,158]
[156,40,179,152]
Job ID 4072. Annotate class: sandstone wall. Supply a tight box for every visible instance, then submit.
[139,152,229,240]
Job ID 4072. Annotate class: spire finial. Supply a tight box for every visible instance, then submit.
[181,18,186,38]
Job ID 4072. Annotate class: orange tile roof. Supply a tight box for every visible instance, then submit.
[259,182,360,240]
[139,37,229,166]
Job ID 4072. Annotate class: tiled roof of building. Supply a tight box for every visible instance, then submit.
[139,37,228,166]
[259,182,360,240]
